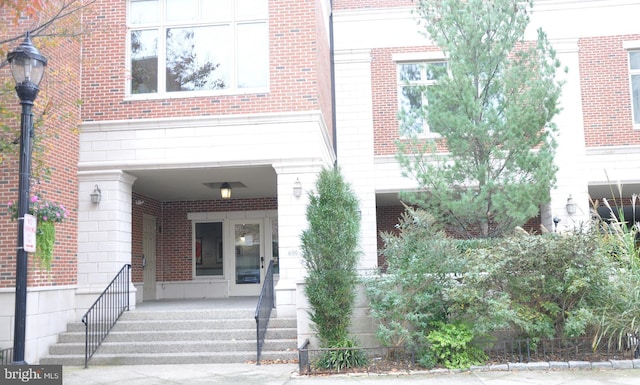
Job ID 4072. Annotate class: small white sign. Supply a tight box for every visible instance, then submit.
[23,213,37,253]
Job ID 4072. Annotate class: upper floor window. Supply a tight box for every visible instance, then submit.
[630,51,640,126]
[397,61,446,137]
[128,0,268,96]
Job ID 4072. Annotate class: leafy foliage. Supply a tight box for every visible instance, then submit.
[7,194,68,270]
[301,167,362,364]
[426,321,487,369]
[365,206,466,349]
[314,338,368,371]
[0,0,92,172]
[367,205,633,367]
[398,0,564,237]
[469,231,616,340]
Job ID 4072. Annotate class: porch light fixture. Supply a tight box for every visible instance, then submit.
[220,182,232,200]
[566,194,577,215]
[90,184,101,204]
[293,178,302,198]
[7,31,48,365]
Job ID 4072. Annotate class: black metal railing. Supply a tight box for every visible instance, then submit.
[299,339,311,374]
[81,264,131,368]
[0,347,13,365]
[255,260,275,365]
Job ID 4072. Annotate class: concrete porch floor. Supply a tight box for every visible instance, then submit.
[134,297,260,311]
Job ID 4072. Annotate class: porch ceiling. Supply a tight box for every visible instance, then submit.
[589,183,640,201]
[128,166,277,202]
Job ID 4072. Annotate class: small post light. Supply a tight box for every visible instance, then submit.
[293,178,302,198]
[90,185,102,204]
[220,182,232,200]
[566,195,577,215]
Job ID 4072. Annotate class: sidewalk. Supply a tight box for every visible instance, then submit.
[62,363,640,385]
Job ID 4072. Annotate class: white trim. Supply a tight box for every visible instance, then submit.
[80,110,326,132]
[623,40,640,50]
[392,51,446,62]
[586,145,640,156]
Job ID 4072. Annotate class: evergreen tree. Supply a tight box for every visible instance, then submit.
[301,167,360,347]
[398,0,564,237]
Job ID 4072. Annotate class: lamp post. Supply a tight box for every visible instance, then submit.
[7,32,48,365]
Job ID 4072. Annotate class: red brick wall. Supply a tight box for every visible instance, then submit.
[316,0,334,141]
[579,34,640,147]
[376,205,404,267]
[333,0,415,10]
[0,7,81,288]
[151,198,277,282]
[80,0,333,137]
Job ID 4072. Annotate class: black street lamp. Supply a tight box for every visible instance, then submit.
[7,32,48,365]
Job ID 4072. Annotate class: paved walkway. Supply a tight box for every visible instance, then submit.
[62,363,640,385]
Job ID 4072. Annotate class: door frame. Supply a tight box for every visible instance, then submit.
[142,214,157,300]
[228,218,266,296]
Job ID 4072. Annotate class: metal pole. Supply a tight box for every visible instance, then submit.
[13,94,35,365]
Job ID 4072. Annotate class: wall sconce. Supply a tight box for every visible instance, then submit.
[90,184,101,204]
[220,182,232,200]
[293,178,302,198]
[566,194,577,215]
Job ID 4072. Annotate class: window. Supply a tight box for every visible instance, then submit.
[128,0,268,95]
[195,222,223,277]
[397,62,446,136]
[630,51,640,126]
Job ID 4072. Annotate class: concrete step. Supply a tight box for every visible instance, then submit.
[41,350,298,366]
[41,307,298,366]
[49,339,297,355]
[58,327,297,343]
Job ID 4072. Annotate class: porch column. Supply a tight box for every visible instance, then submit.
[76,170,137,318]
[272,162,323,317]
[544,39,590,232]
[334,48,378,271]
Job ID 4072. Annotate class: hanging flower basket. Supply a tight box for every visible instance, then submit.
[7,195,68,270]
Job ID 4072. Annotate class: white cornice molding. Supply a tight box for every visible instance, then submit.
[586,145,640,156]
[80,111,327,133]
[534,0,640,12]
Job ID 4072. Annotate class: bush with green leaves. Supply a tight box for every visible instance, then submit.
[471,230,618,340]
[301,167,365,368]
[367,204,630,365]
[426,321,487,369]
[590,193,640,350]
[365,206,469,351]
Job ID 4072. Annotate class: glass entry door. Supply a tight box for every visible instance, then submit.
[231,220,264,296]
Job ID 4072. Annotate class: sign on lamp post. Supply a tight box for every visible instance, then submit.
[23,214,37,253]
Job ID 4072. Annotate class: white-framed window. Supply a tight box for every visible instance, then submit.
[127,0,268,96]
[630,51,640,126]
[397,61,446,137]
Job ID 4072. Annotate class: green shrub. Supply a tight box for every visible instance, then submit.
[426,321,487,369]
[365,206,466,349]
[301,166,362,358]
[315,337,368,371]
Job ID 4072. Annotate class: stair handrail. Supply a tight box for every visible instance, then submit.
[81,264,131,368]
[254,260,275,365]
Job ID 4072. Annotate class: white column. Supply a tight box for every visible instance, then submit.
[334,49,378,270]
[76,170,137,317]
[547,39,590,232]
[272,162,323,317]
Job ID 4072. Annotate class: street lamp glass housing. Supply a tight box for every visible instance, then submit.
[7,33,48,87]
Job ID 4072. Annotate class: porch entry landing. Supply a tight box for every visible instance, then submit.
[135,297,259,311]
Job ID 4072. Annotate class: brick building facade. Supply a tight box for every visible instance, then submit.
[1,0,640,362]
